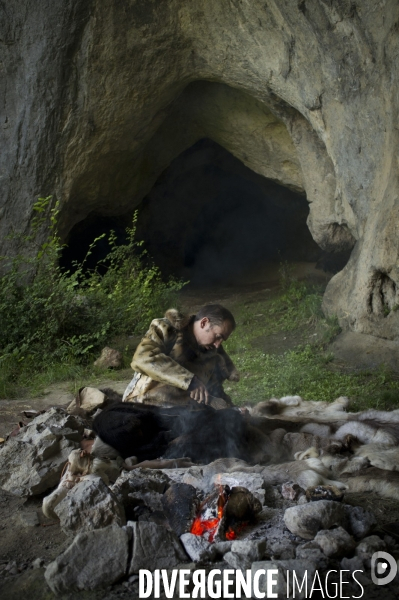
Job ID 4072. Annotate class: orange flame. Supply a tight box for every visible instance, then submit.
[190,516,220,541]
[190,483,241,542]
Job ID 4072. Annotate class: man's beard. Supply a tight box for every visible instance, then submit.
[198,344,216,353]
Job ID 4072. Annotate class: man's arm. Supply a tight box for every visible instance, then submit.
[131,319,194,390]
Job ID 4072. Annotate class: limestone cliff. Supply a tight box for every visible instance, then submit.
[1,0,399,339]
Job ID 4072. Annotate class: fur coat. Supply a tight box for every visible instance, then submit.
[122,309,239,407]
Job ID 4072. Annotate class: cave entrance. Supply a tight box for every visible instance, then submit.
[135,138,322,286]
[61,138,339,285]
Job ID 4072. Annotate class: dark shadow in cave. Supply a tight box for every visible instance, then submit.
[136,138,324,285]
[59,215,130,274]
[60,138,351,283]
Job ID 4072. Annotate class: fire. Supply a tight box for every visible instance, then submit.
[190,516,220,541]
[190,483,241,542]
[225,528,237,541]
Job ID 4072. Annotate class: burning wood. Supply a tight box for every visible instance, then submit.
[190,483,262,542]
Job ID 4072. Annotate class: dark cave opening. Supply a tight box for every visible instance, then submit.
[60,139,349,283]
[59,214,130,274]
[135,139,323,285]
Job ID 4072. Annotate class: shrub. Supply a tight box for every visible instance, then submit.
[0,197,185,396]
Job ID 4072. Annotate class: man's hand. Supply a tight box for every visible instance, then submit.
[188,375,210,404]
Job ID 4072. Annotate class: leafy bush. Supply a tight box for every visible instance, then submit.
[0,197,184,397]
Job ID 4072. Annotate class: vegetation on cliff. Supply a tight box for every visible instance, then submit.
[0,197,183,398]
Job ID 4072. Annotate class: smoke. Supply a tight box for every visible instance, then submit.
[93,402,253,463]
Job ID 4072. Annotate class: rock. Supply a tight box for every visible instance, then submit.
[129,490,165,514]
[281,482,303,501]
[181,467,206,490]
[32,558,45,569]
[267,538,296,560]
[213,541,233,557]
[111,469,170,502]
[129,522,188,573]
[223,551,251,570]
[94,347,123,369]
[161,483,198,536]
[231,540,266,562]
[54,475,126,532]
[223,540,266,570]
[355,535,387,567]
[341,556,364,572]
[67,387,106,416]
[297,495,308,505]
[296,542,328,569]
[19,512,40,527]
[44,526,129,593]
[210,472,265,504]
[4,0,399,348]
[284,500,347,540]
[344,504,377,539]
[0,408,84,496]
[314,526,356,558]
[179,533,216,563]
[251,560,317,599]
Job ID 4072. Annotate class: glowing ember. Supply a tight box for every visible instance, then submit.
[190,484,243,542]
[225,529,236,541]
[190,516,220,541]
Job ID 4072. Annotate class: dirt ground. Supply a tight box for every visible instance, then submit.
[1,263,399,599]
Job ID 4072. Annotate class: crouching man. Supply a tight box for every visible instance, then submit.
[122,304,239,409]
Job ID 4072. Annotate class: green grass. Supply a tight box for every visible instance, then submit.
[3,241,399,412]
[223,280,399,411]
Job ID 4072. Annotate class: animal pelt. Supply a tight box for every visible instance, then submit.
[342,467,399,500]
[259,457,348,490]
[333,421,397,446]
[42,449,122,520]
[92,401,250,463]
[201,454,348,490]
[250,396,399,442]
[354,443,399,471]
[250,396,350,423]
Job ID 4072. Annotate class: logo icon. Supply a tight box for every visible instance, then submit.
[371,551,398,586]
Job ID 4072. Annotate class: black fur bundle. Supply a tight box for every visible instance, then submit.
[92,402,247,463]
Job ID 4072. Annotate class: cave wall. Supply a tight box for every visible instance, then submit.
[2,0,399,338]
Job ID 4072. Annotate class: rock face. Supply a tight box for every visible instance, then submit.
[2,1,399,340]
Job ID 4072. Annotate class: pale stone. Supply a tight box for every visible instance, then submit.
[44,526,129,593]
[67,387,106,415]
[284,500,347,540]
[251,560,317,600]
[0,408,84,497]
[314,526,356,558]
[179,533,216,563]
[129,522,188,573]
[54,476,126,532]
[93,347,122,369]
